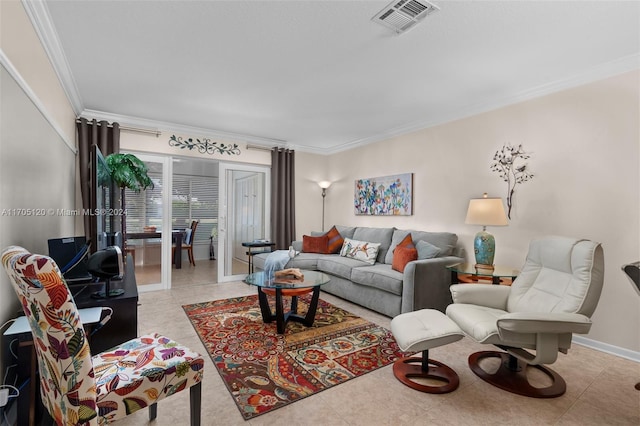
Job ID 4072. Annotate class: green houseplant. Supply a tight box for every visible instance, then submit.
[105,153,154,244]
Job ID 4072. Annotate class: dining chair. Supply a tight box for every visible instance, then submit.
[2,246,204,425]
[173,220,199,266]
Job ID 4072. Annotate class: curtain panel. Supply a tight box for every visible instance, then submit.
[270,148,296,249]
[77,118,120,252]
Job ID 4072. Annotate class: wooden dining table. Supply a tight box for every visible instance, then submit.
[127,230,185,269]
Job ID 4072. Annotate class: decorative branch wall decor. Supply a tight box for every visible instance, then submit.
[490,144,534,219]
[169,135,241,156]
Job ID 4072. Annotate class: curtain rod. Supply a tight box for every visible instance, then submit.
[76,119,161,137]
[246,144,272,152]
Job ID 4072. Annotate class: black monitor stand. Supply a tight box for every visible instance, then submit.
[91,277,125,299]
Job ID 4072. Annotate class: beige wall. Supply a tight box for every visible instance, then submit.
[294,151,330,233]
[0,0,77,373]
[305,70,639,353]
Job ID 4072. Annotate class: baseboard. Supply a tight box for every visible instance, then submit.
[572,335,640,363]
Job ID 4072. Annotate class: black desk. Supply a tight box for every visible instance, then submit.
[5,256,138,425]
[128,230,184,269]
[73,256,139,352]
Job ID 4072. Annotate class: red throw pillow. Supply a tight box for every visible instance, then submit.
[302,234,329,254]
[325,226,344,254]
[392,245,418,273]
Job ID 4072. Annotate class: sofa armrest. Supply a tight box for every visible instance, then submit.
[450,284,511,310]
[401,256,463,314]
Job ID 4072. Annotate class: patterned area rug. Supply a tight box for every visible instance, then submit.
[183,294,403,420]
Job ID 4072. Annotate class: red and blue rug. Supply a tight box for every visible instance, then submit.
[183,294,403,419]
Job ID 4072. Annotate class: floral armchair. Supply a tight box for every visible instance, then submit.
[2,246,204,425]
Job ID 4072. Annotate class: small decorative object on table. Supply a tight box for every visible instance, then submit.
[274,268,304,280]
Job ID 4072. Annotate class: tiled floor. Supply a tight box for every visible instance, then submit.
[134,258,246,287]
[116,277,639,425]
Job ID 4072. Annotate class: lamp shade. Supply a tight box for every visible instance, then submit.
[465,198,508,226]
[318,181,331,189]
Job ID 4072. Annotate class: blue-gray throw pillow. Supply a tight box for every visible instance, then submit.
[417,240,441,259]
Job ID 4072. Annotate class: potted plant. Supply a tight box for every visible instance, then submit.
[105,153,154,245]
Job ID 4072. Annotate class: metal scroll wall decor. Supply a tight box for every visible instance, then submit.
[169,135,241,156]
[490,144,534,219]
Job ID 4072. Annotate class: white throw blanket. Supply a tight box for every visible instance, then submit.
[264,250,291,275]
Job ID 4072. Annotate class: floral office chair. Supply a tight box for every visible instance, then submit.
[2,246,204,425]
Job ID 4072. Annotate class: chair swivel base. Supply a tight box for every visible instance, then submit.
[393,351,460,394]
[469,351,566,398]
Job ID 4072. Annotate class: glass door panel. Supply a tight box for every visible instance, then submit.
[218,163,270,282]
[123,153,171,291]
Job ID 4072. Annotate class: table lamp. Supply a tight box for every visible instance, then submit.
[465,193,508,270]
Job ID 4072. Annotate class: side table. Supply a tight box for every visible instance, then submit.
[446,263,519,286]
[242,241,276,274]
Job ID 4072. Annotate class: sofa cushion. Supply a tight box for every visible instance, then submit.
[392,245,417,273]
[284,253,324,270]
[386,229,457,263]
[352,227,394,263]
[416,240,441,259]
[302,234,329,253]
[411,231,458,256]
[351,263,404,296]
[317,255,367,280]
[340,238,380,265]
[335,225,357,239]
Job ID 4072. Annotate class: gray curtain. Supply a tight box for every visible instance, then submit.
[270,148,296,249]
[77,118,120,252]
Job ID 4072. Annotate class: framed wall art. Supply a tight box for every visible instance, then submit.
[354,173,413,216]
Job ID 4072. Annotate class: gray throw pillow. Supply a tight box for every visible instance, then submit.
[417,240,441,259]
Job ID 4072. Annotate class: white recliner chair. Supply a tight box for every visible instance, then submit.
[446,236,604,398]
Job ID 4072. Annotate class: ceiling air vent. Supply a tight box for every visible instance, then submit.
[372,0,440,34]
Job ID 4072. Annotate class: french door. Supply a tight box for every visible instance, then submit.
[123,152,172,291]
[217,163,270,282]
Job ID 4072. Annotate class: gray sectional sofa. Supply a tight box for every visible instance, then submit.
[252,226,465,317]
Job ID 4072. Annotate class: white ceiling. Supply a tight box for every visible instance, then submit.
[32,0,640,154]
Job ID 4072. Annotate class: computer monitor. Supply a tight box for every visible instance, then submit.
[48,236,93,284]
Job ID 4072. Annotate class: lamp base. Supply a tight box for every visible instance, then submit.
[474,230,496,267]
[474,263,495,272]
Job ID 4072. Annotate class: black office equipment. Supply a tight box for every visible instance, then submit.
[48,236,93,284]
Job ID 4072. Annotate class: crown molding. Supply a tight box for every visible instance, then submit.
[326,54,640,155]
[0,49,76,153]
[22,0,84,115]
[80,109,292,149]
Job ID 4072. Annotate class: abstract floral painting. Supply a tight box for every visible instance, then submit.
[354,173,413,216]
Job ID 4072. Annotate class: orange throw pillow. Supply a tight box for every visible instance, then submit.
[325,226,344,254]
[392,245,418,273]
[302,234,329,254]
[397,233,415,249]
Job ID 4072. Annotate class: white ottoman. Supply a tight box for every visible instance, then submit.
[391,309,463,393]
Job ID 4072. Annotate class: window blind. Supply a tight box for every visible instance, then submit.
[124,172,218,246]
[172,174,219,245]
